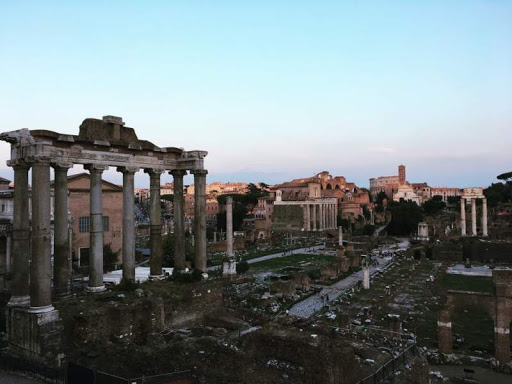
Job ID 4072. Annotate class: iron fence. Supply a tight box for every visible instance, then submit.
[356,343,417,384]
[0,357,191,384]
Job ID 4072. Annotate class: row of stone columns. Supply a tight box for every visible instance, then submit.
[303,202,337,231]
[8,159,208,309]
[460,197,488,237]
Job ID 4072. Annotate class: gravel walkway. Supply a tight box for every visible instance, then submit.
[288,239,410,318]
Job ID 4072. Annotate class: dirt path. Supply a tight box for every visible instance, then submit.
[288,239,410,318]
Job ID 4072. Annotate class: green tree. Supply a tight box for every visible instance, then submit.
[162,233,174,267]
[485,182,512,206]
[447,196,461,205]
[103,243,119,273]
[237,260,250,274]
[422,198,446,215]
[361,224,376,236]
[375,191,388,205]
[385,200,423,236]
[161,194,174,202]
[497,171,512,183]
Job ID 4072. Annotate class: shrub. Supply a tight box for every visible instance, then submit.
[237,260,250,274]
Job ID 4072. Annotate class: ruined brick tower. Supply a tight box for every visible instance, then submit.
[398,165,406,185]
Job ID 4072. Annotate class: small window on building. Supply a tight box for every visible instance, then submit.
[79,216,109,232]
[103,216,109,231]
[1,204,4,212]
[79,217,90,233]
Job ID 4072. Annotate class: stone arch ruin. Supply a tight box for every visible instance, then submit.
[438,270,512,363]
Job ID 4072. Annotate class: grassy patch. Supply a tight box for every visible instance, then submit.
[250,253,335,271]
[452,307,495,354]
[439,273,493,294]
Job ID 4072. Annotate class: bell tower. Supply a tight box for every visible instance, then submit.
[398,165,406,185]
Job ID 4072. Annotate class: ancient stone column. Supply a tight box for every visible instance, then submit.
[7,161,30,306]
[482,197,488,237]
[305,203,311,231]
[312,204,317,231]
[438,306,453,355]
[118,167,138,282]
[29,158,54,312]
[53,163,72,297]
[226,196,233,258]
[85,164,107,292]
[319,204,324,231]
[338,226,343,246]
[171,170,187,270]
[147,169,164,279]
[223,196,236,277]
[191,169,207,272]
[471,198,477,236]
[494,324,510,363]
[460,198,466,236]
[5,233,11,275]
[362,257,370,289]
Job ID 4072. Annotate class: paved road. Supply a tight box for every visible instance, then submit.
[246,245,325,264]
[207,244,325,271]
[288,239,410,318]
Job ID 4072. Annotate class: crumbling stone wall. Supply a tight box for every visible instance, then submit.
[438,269,512,363]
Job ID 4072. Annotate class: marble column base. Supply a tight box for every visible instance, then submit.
[86,285,106,293]
[7,295,30,307]
[28,304,55,314]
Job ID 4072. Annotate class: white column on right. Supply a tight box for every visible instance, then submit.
[471,198,477,236]
[482,197,488,237]
[460,198,466,236]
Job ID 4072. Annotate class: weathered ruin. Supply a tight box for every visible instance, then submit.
[0,116,207,366]
[460,187,488,237]
[438,269,512,363]
[222,196,236,277]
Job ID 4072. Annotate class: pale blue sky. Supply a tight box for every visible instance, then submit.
[0,1,510,188]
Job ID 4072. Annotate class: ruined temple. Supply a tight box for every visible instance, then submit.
[0,116,208,366]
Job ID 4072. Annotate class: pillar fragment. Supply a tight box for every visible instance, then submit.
[312,204,317,231]
[460,198,466,236]
[191,169,207,272]
[8,161,31,306]
[482,197,488,237]
[146,168,164,279]
[305,203,311,231]
[53,163,72,297]
[119,166,138,282]
[171,170,187,270]
[471,198,477,236]
[85,164,108,292]
[319,204,324,231]
[29,159,53,312]
[223,196,236,277]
